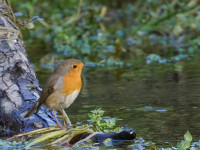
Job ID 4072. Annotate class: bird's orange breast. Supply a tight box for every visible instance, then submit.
[62,74,82,96]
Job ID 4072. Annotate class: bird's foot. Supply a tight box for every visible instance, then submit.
[56,123,61,128]
[62,122,72,129]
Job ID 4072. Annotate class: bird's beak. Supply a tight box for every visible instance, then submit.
[83,65,88,68]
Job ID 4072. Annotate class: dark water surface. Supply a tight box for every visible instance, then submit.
[28,41,200,148]
[34,55,200,148]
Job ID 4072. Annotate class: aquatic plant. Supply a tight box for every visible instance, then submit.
[9,0,200,66]
[88,108,122,133]
[5,108,123,147]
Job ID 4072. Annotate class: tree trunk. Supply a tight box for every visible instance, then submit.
[0,0,57,136]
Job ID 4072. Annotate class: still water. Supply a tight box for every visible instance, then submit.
[35,55,200,148]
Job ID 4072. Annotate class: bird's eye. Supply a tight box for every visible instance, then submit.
[73,65,77,68]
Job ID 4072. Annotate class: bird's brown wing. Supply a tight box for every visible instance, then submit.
[35,75,62,113]
[24,75,61,118]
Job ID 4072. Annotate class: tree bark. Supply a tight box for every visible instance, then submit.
[0,0,57,136]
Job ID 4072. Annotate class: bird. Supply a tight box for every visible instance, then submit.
[24,59,86,128]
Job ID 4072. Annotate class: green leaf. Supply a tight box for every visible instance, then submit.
[88,108,122,132]
[26,22,35,29]
[184,141,191,149]
[178,131,193,149]
[103,138,112,144]
[97,109,105,116]
[184,130,192,142]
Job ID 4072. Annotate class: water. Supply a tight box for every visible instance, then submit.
[25,40,200,148]
[33,53,200,148]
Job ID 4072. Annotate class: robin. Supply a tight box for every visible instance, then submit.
[24,59,86,128]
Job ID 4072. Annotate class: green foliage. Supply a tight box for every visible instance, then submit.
[0,139,28,149]
[9,0,121,65]
[14,13,44,29]
[129,131,198,150]
[9,0,200,66]
[178,130,192,150]
[88,108,121,133]
[146,53,189,64]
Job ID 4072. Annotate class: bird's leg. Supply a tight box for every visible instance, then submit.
[52,108,60,128]
[60,109,71,128]
[60,109,68,128]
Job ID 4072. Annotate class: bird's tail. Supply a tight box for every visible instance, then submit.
[24,102,38,118]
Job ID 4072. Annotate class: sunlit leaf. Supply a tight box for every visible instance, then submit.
[184,130,192,142]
